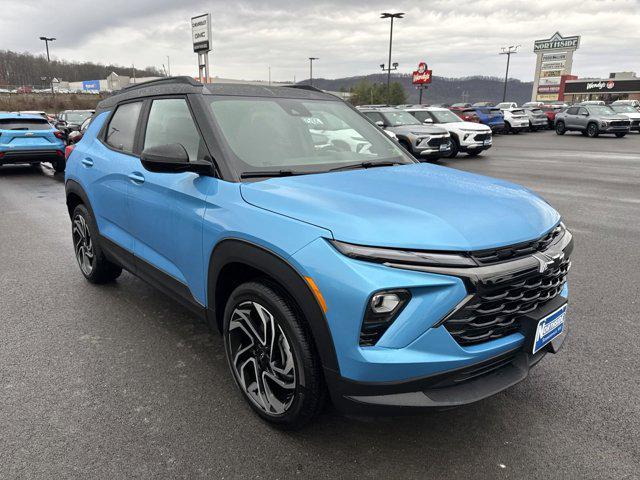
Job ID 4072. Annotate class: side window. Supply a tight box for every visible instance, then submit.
[566,107,578,115]
[578,107,588,115]
[363,112,384,125]
[105,102,142,153]
[143,98,205,162]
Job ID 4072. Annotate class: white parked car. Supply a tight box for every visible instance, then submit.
[404,107,492,157]
[496,102,518,109]
[500,108,530,134]
[522,101,544,108]
[611,99,640,111]
[610,104,640,132]
[579,100,606,106]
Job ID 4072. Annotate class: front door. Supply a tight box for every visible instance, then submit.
[127,97,216,305]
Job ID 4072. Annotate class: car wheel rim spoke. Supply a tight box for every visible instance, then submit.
[228,301,297,415]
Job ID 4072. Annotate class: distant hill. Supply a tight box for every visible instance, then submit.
[0,50,162,87]
[302,73,533,105]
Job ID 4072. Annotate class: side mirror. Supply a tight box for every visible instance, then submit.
[423,118,433,124]
[375,120,385,127]
[581,112,589,116]
[140,143,212,175]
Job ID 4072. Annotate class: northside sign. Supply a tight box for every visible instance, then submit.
[534,32,580,52]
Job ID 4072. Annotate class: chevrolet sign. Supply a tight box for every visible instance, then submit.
[534,32,580,52]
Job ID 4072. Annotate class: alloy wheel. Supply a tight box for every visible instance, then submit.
[72,214,94,275]
[227,301,297,415]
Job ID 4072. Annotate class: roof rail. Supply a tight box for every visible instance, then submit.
[284,84,325,93]
[119,76,201,93]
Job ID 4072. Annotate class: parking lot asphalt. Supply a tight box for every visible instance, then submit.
[1,130,639,479]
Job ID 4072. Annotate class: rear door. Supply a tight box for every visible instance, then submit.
[564,107,579,128]
[83,102,142,254]
[127,96,216,304]
[0,118,60,152]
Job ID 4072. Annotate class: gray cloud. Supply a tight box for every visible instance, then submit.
[2,0,639,82]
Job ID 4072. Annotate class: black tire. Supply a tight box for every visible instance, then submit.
[223,280,326,430]
[504,121,511,134]
[615,132,626,138]
[71,204,122,284]
[447,138,459,158]
[53,159,65,173]
[555,122,566,135]
[581,131,588,136]
[587,123,599,138]
[512,128,521,135]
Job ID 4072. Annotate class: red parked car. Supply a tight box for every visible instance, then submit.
[540,106,558,129]
[450,107,480,123]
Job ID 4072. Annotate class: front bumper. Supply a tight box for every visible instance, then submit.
[600,124,631,133]
[0,149,64,164]
[326,301,567,414]
[413,136,452,158]
[292,226,572,414]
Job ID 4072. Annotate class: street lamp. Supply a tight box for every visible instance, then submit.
[39,36,56,93]
[308,57,319,87]
[499,45,520,102]
[380,12,404,105]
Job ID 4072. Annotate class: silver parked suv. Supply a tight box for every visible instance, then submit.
[359,107,451,160]
[555,105,631,138]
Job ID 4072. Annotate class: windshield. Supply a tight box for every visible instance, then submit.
[208,97,413,176]
[611,105,636,113]
[65,111,92,123]
[428,110,462,123]
[587,106,615,115]
[381,110,421,127]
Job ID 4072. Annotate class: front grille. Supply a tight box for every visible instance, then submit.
[473,133,491,141]
[610,121,630,127]
[471,225,563,265]
[444,257,570,346]
[427,136,449,147]
[631,120,639,126]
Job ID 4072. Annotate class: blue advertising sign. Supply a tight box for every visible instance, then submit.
[82,80,100,91]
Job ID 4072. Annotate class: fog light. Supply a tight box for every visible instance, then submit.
[371,292,403,314]
[360,289,411,346]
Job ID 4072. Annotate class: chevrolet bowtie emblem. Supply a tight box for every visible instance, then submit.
[533,251,564,273]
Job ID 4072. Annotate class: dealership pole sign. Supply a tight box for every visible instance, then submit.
[191,13,212,83]
[191,13,211,52]
[531,32,580,102]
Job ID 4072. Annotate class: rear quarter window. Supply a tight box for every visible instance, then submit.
[0,118,51,130]
[105,102,143,153]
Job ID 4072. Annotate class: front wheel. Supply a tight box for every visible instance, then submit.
[72,204,122,283]
[615,132,626,138]
[587,123,599,138]
[555,122,566,135]
[447,139,459,158]
[223,281,326,430]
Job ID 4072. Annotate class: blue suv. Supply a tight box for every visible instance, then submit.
[0,113,66,171]
[65,77,572,429]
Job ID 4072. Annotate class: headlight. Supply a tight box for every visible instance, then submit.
[329,239,476,268]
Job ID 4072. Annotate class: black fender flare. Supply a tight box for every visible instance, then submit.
[207,238,340,373]
[65,179,95,219]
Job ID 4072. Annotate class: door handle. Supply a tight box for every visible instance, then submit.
[128,172,145,184]
[81,157,94,167]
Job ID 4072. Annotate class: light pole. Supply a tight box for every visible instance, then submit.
[499,45,520,102]
[308,57,318,87]
[39,36,56,93]
[380,12,404,105]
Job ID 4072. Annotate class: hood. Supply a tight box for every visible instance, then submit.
[606,113,638,120]
[240,163,560,252]
[444,121,490,131]
[387,124,448,135]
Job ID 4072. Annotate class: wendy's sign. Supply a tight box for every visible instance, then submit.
[412,62,432,85]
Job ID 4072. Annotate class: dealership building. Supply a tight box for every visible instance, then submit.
[562,72,640,103]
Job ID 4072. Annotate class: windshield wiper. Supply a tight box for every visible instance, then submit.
[240,169,308,179]
[328,160,404,172]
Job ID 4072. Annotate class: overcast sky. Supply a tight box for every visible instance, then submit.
[2,0,639,82]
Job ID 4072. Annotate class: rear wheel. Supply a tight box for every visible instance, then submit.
[587,123,599,138]
[223,281,326,430]
[615,132,626,138]
[555,122,566,135]
[53,159,65,173]
[72,204,122,283]
[504,121,512,134]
